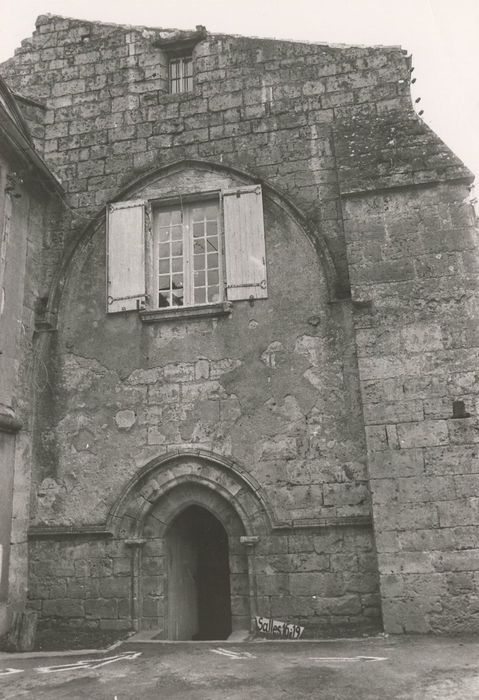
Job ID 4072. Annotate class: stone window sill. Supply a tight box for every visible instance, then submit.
[139,301,232,323]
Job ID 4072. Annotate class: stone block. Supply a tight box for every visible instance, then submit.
[364,425,388,451]
[85,598,118,619]
[375,501,439,529]
[256,573,289,596]
[315,594,362,616]
[424,444,479,476]
[330,554,358,572]
[448,417,479,445]
[437,498,479,527]
[378,551,436,575]
[52,79,86,96]
[381,598,430,634]
[43,599,85,618]
[289,572,343,597]
[448,572,475,594]
[323,482,369,506]
[343,572,378,593]
[261,437,297,460]
[397,420,449,448]
[99,576,131,598]
[114,409,137,430]
[368,448,424,479]
[434,550,479,572]
[396,474,454,504]
[362,400,424,425]
[66,577,100,599]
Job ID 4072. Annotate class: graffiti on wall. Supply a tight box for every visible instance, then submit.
[255,616,304,639]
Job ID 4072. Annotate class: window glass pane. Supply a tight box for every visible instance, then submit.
[159,243,170,258]
[158,293,170,308]
[172,290,183,307]
[159,228,171,242]
[207,269,219,286]
[171,241,183,256]
[172,258,182,273]
[158,275,170,290]
[193,240,205,254]
[159,259,170,274]
[194,254,205,270]
[204,205,217,219]
[194,270,205,286]
[208,286,220,303]
[171,273,184,307]
[172,274,183,289]
[170,225,183,241]
[158,212,171,227]
[206,237,218,252]
[195,288,206,304]
[193,222,204,237]
[207,253,218,268]
[191,208,203,222]
[206,220,217,236]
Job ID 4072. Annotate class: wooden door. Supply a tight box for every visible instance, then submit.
[167,516,199,640]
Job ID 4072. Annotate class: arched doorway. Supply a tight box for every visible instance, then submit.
[108,453,272,636]
[166,505,232,640]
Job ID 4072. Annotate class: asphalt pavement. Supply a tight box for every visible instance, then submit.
[1,634,479,699]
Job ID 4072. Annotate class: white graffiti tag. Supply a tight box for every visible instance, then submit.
[36,651,142,674]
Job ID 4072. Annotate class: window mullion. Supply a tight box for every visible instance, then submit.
[184,206,193,306]
[179,58,185,93]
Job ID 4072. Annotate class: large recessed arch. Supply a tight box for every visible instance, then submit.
[43,158,341,325]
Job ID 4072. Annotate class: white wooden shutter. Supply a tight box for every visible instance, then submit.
[223,185,267,301]
[106,200,146,313]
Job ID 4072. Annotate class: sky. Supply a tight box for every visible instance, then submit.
[1,0,478,188]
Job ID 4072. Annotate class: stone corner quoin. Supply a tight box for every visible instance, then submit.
[0,11,477,640]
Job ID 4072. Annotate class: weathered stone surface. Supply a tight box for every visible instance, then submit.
[0,13,476,638]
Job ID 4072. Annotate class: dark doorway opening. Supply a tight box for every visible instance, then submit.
[166,505,232,640]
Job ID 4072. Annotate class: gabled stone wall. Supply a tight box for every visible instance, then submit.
[1,13,477,636]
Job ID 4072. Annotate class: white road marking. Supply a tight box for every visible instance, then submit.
[36,651,142,674]
[0,668,24,677]
[212,647,256,659]
[308,656,388,662]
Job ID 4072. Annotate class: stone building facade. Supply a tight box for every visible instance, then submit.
[0,13,478,639]
[0,75,61,637]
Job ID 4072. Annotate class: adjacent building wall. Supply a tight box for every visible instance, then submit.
[0,160,55,636]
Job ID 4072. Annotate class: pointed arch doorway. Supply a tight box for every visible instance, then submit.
[109,452,272,639]
[167,505,232,640]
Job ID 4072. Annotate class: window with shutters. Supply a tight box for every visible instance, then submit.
[106,185,267,319]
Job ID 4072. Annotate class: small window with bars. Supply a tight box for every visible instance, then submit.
[169,56,193,94]
[154,201,222,308]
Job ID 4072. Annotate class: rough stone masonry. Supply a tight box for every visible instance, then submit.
[0,13,477,638]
